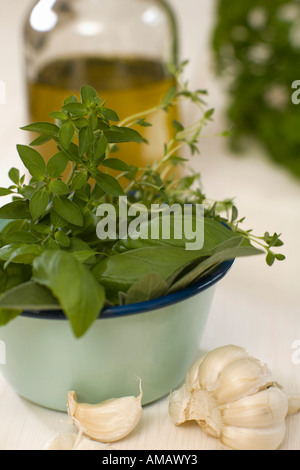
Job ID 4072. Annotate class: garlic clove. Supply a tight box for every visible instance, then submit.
[214,357,274,404]
[168,383,192,426]
[185,354,207,390]
[221,423,286,451]
[44,432,113,450]
[287,395,300,415]
[67,383,143,443]
[197,345,249,392]
[221,386,288,428]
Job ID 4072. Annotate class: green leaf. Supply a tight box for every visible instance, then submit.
[32,223,51,235]
[33,250,106,337]
[16,145,46,181]
[104,126,143,144]
[79,126,94,156]
[49,111,68,121]
[4,244,44,267]
[136,118,152,127]
[59,121,75,149]
[47,152,69,178]
[49,180,70,196]
[0,244,24,261]
[93,133,108,162]
[92,246,209,300]
[102,108,119,122]
[62,102,88,117]
[95,172,125,197]
[19,185,36,200]
[29,188,49,221]
[30,134,52,146]
[8,168,20,185]
[4,231,38,244]
[102,158,131,172]
[0,308,22,327]
[125,272,168,305]
[0,262,32,293]
[54,230,71,247]
[0,200,31,220]
[0,281,61,311]
[52,196,83,226]
[0,188,13,197]
[80,85,98,104]
[63,95,78,105]
[61,143,81,163]
[172,120,184,132]
[71,172,88,191]
[161,86,177,107]
[20,122,59,137]
[168,243,263,294]
[266,251,276,267]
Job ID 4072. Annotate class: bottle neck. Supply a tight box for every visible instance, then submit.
[152,0,179,65]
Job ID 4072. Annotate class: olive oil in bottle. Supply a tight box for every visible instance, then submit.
[27,57,178,169]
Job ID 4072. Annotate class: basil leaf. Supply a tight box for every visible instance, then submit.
[4,231,38,244]
[95,173,124,197]
[59,121,75,149]
[168,244,264,294]
[102,158,131,172]
[161,86,177,107]
[102,108,119,122]
[20,122,59,137]
[0,188,13,197]
[93,134,108,162]
[80,85,98,104]
[0,244,24,261]
[125,272,168,305]
[0,308,22,327]
[8,168,20,185]
[52,196,83,226]
[71,172,88,191]
[0,281,60,311]
[49,111,68,121]
[104,126,143,144]
[0,200,31,220]
[54,230,71,247]
[29,188,49,221]
[33,250,106,337]
[30,135,52,146]
[62,102,88,116]
[47,152,69,178]
[4,244,44,267]
[79,126,94,156]
[49,180,70,196]
[93,246,209,299]
[0,262,32,293]
[16,145,46,181]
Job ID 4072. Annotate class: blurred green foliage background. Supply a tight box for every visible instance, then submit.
[212,0,300,178]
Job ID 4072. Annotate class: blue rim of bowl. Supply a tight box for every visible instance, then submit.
[21,258,235,321]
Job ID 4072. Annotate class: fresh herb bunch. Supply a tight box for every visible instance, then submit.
[0,61,285,338]
[212,0,300,178]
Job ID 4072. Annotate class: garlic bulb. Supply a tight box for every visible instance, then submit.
[67,382,143,443]
[169,345,300,450]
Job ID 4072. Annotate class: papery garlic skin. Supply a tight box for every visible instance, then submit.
[67,383,143,443]
[169,345,300,451]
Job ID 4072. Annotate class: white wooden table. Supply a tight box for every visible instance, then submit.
[0,0,299,451]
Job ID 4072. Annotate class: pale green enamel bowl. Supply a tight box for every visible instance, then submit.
[0,260,233,412]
